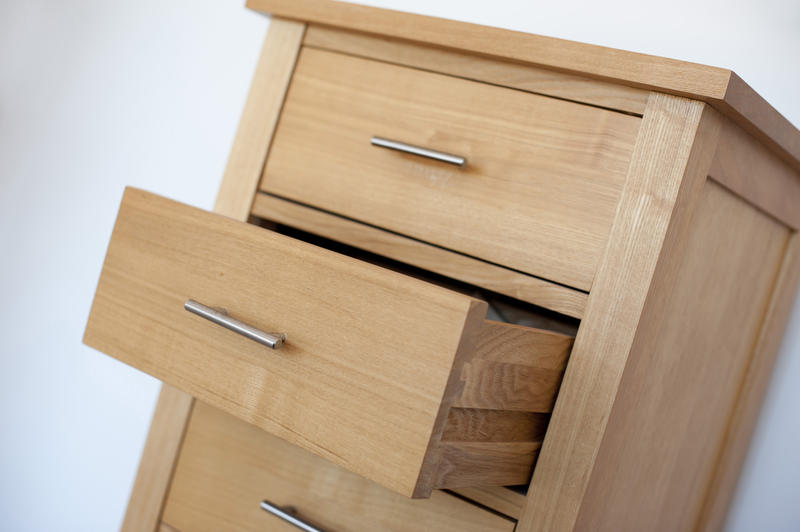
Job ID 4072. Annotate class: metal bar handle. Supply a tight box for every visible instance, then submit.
[370,136,466,167]
[260,500,326,532]
[184,299,285,349]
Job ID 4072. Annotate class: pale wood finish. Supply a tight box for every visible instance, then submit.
[519,93,723,531]
[450,486,526,520]
[574,179,789,531]
[213,18,305,220]
[85,188,486,498]
[261,47,641,291]
[120,385,194,532]
[433,441,540,489]
[710,116,800,230]
[85,188,573,498]
[246,0,800,170]
[162,401,516,532]
[458,321,572,412]
[303,25,648,115]
[250,192,588,318]
[695,234,800,531]
[441,409,549,443]
[474,321,573,369]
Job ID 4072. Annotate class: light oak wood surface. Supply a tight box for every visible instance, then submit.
[519,93,723,530]
[709,116,800,230]
[162,401,516,532]
[574,179,789,531]
[251,192,588,318]
[261,47,640,291]
[84,188,572,498]
[450,486,526,520]
[92,4,800,530]
[303,25,648,116]
[85,188,484,497]
[120,385,194,532]
[246,0,800,171]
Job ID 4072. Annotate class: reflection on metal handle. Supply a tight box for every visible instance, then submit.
[260,500,326,532]
[370,136,466,167]
[184,299,285,349]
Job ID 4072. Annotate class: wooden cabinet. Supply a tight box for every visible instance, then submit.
[83,1,800,531]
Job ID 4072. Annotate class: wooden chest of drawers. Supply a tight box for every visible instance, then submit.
[83,1,800,530]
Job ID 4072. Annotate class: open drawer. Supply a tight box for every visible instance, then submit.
[83,188,573,498]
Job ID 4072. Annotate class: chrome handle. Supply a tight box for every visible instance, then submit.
[370,136,466,167]
[184,299,285,349]
[260,500,326,532]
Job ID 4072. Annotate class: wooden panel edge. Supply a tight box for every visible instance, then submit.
[517,94,722,531]
[434,441,541,490]
[450,486,526,520]
[213,18,306,220]
[709,116,800,230]
[120,385,194,532]
[413,299,488,498]
[251,193,587,319]
[696,234,800,531]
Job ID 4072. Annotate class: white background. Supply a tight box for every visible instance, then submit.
[1,1,798,530]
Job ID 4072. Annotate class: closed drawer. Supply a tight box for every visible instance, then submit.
[162,401,516,532]
[260,47,641,291]
[84,188,573,497]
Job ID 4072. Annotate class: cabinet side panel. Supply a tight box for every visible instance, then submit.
[519,94,721,532]
[575,180,790,531]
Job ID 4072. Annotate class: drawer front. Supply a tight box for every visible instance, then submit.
[261,47,641,291]
[84,188,486,498]
[85,188,573,498]
[162,402,516,532]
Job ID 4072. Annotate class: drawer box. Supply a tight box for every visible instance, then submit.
[84,188,573,497]
[162,401,516,532]
[260,47,641,291]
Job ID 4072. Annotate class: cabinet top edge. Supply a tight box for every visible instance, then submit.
[246,0,800,172]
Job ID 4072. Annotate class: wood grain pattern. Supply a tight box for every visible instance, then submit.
[474,320,573,369]
[710,116,800,230]
[246,0,800,170]
[303,24,648,115]
[120,385,194,532]
[262,47,640,291]
[455,361,563,412]
[434,442,540,489]
[696,235,800,531]
[441,408,549,443]
[84,187,487,498]
[518,93,723,531]
[213,18,306,220]
[163,401,516,532]
[573,179,789,531]
[450,487,526,520]
[251,192,588,318]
